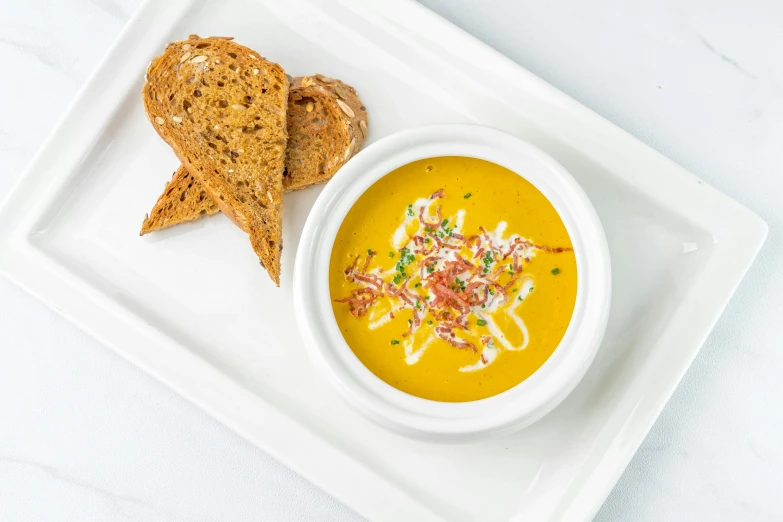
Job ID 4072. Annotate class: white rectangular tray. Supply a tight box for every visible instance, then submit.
[0,0,767,520]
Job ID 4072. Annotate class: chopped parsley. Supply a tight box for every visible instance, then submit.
[551,268,560,275]
[424,238,430,243]
[427,320,433,325]
[415,300,422,310]
[482,250,494,273]
[529,286,534,293]
[477,319,486,327]
[408,319,412,324]
[518,296,523,301]
[392,274,402,284]
[512,288,517,293]
[388,251,394,258]
[426,266,435,274]
[390,339,400,345]
[407,204,414,217]
[424,227,434,234]
[464,193,472,199]
[441,219,449,227]
[393,248,415,280]
[367,249,374,256]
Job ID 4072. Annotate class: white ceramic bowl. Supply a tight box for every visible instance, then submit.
[293,124,611,440]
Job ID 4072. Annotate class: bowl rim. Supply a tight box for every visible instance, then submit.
[293,123,611,438]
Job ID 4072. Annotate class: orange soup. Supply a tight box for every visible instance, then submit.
[329,157,577,402]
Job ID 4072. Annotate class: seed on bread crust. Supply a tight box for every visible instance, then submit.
[336,99,355,118]
[301,77,314,88]
[360,119,367,138]
[345,137,357,161]
[334,84,348,100]
[190,55,207,63]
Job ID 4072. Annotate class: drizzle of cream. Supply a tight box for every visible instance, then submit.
[367,308,393,330]
[460,341,499,372]
[405,334,434,365]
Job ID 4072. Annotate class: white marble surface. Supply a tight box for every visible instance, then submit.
[0,0,781,520]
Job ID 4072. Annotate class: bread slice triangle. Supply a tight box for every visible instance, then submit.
[143,35,288,285]
[140,75,367,236]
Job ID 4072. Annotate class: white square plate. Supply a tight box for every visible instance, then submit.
[0,0,767,520]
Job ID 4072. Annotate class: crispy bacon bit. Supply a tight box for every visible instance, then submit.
[419,204,442,229]
[429,188,445,200]
[534,244,572,253]
[490,282,507,298]
[480,335,492,345]
[435,324,476,352]
[504,237,530,259]
[335,253,384,317]
[334,287,380,318]
[363,250,375,273]
[343,255,359,276]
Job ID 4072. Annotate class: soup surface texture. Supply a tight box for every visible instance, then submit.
[329,157,577,402]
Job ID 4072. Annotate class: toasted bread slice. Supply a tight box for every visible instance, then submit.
[285,75,368,190]
[141,168,220,233]
[140,75,367,235]
[143,35,289,285]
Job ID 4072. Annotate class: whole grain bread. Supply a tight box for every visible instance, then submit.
[285,75,368,190]
[140,74,367,235]
[143,35,289,285]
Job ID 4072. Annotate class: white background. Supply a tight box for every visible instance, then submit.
[1,0,781,520]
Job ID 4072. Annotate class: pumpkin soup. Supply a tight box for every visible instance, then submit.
[330,157,577,402]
